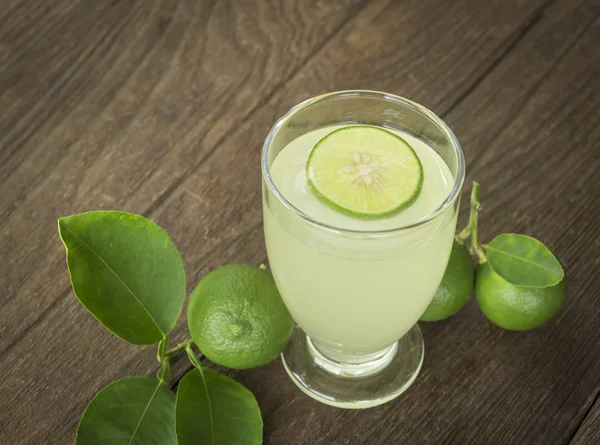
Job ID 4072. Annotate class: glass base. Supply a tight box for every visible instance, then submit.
[281,325,424,409]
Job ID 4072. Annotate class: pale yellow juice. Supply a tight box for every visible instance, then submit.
[264,126,457,357]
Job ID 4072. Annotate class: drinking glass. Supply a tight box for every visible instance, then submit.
[261,91,465,408]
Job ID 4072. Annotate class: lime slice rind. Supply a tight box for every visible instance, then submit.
[306,126,423,218]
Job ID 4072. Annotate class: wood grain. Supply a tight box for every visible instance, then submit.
[2,0,600,443]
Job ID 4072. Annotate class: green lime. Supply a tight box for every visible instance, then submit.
[476,262,567,331]
[187,264,294,369]
[306,126,423,217]
[420,240,474,322]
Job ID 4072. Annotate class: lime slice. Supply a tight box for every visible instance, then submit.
[306,126,423,217]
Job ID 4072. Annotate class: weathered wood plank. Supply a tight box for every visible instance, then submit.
[154,1,600,444]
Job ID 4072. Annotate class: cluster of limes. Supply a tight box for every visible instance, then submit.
[420,235,567,330]
[188,237,567,371]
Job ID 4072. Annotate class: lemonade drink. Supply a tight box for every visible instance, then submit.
[263,125,457,358]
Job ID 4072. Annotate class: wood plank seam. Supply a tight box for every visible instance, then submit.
[0,288,70,356]
[463,14,598,177]
[473,47,600,196]
[142,0,372,218]
[438,0,551,118]
[567,388,600,444]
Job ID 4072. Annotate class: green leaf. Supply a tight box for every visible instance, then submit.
[176,367,262,445]
[58,211,186,345]
[485,233,564,287]
[76,377,177,445]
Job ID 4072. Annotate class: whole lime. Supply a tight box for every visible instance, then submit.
[476,262,567,331]
[187,264,294,369]
[420,240,474,322]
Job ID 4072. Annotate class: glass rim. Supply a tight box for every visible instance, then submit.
[261,90,465,235]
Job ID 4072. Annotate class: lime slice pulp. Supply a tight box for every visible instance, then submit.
[306,126,423,217]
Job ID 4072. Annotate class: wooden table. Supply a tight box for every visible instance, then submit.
[2,0,600,443]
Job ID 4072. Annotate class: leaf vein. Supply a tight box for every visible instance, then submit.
[127,382,162,445]
[61,225,163,335]
[197,368,215,445]
[487,246,561,275]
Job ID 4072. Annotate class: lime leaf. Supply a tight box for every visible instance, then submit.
[58,211,186,345]
[307,126,423,217]
[485,233,564,288]
[76,377,177,445]
[176,367,262,445]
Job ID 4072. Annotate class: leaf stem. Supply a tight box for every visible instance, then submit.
[468,181,487,264]
[157,360,171,383]
[164,339,194,360]
[156,336,168,362]
[185,346,203,369]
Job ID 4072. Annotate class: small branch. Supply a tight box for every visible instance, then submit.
[164,339,194,359]
[474,245,487,264]
[455,184,478,244]
[470,182,481,254]
[468,181,487,263]
[455,226,470,244]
